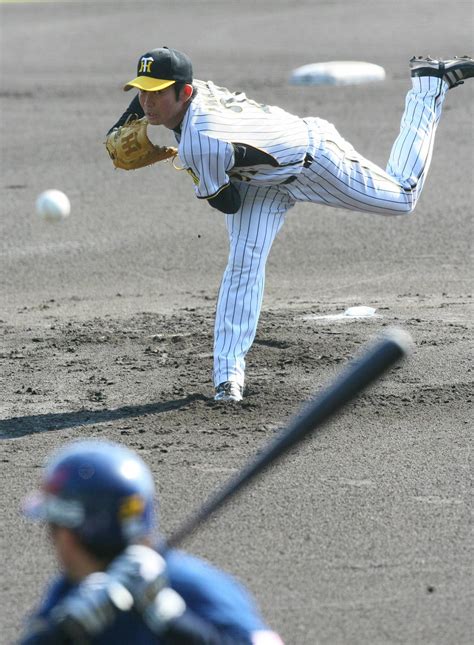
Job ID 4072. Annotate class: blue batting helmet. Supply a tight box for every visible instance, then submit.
[23,440,157,554]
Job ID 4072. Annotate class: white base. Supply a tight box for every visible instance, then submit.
[290,61,386,86]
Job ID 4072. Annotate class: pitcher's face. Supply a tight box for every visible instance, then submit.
[139,85,191,129]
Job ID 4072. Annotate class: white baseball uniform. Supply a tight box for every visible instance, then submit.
[175,76,447,388]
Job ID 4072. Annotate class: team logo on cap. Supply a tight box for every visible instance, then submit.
[138,57,154,74]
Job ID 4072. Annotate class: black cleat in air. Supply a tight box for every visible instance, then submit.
[410,56,474,89]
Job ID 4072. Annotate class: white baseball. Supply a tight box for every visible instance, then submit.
[35,189,71,221]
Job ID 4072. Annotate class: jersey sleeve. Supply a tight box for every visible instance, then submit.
[165,549,269,641]
[179,132,235,200]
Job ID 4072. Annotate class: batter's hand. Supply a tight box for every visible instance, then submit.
[50,572,133,642]
[107,545,186,635]
[107,545,166,611]
[105,117,178,170]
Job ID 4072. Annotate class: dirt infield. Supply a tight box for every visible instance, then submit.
[1,1,472,643]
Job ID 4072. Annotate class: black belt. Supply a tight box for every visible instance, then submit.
[281,153,314,184]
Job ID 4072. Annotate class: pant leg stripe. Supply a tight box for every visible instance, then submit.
[239,190,280,355]
[214,183,251,381]
[306,159,412,213]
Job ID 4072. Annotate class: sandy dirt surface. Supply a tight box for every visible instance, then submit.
[1,1,472,643]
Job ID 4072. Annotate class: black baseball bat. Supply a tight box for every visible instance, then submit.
[166,327,413,548]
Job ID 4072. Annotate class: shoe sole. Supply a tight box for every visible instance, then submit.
[214,395,242,402]
[410,57,474,86]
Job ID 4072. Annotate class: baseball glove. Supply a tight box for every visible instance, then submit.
[105,117,178,171]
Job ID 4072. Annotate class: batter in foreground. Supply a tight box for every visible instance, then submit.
[106,49,473,402]
[20,440,283,644]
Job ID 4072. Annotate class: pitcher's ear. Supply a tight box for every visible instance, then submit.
[183,84,193,99]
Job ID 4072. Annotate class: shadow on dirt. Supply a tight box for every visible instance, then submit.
[0,394,208,439]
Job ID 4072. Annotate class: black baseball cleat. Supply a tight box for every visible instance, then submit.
[214,381,243,402]
[410,56,474,89]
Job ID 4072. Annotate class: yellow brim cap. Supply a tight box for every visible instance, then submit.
[123,77,176,92]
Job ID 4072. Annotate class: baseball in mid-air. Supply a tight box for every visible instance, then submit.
[35,189,71,221]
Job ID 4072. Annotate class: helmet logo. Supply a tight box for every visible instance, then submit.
[119,494,145,520]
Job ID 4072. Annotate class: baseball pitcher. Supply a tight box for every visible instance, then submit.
[105,47,473,402]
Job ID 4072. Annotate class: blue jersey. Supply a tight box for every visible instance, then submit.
[21,549,275,644]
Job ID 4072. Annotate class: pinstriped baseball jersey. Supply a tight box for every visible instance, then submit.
[212,75,449,389]
[176,80,310,198]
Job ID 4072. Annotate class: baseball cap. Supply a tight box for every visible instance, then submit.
[124,47,193,92]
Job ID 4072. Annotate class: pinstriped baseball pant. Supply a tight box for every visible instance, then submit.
[213,76,447,388]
